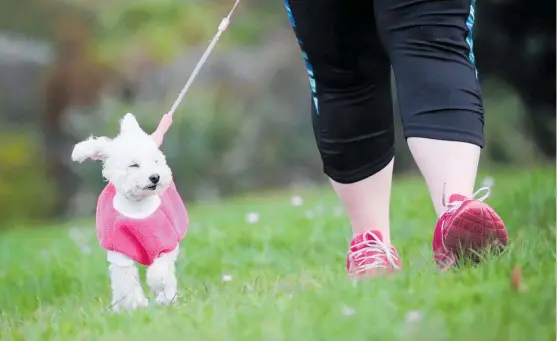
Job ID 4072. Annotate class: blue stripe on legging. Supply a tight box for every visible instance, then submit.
[283,0,320,113]
[466,0,478,78]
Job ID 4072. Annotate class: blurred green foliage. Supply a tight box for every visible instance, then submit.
[0,82,546,225]
[80,79,548,204]
[0,0,553,223]
[93,0,277,64]
[0,132,56,225]
[94,86,321,201]
[481,79,546,164]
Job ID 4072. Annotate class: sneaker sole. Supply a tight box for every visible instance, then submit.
[445,200,508,261]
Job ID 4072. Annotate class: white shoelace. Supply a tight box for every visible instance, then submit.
[439,185,492,251]
[349,231,400,274]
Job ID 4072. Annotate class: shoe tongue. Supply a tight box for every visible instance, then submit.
[350,230,383,251]
[448,193,467,203]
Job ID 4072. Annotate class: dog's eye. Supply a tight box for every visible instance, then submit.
[129,163,140,168]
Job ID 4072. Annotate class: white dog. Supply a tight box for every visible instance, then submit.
[71,113,189,312]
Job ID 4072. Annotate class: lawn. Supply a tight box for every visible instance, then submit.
[0,168,555,341]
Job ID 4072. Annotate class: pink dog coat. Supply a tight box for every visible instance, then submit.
[96,181,189,266]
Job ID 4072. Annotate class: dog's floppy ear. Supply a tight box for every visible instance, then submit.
[119,113,143,135]
[71,136,111,163]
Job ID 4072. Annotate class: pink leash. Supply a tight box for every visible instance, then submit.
[151,0,242,147]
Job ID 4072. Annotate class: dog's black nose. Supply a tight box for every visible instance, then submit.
[149,174,160,184]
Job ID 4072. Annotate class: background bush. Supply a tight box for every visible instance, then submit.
[0,0,553,224]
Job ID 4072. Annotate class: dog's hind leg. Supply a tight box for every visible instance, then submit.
[147,247,179,305]
[107,251,149,312]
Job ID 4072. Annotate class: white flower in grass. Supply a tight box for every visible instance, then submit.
[482,176,495,188]
[315,204,325,215]
[68,228,80,241]
[275,282,290,292]
[68,227,92,255]
[305,210,314,219]
[341,305,356,316]
[291,195,303,206]
[222,274,233,282]
[404,310,423,324]
[246,212,260,224]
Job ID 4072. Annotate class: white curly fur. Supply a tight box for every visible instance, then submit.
[71,113,180,312]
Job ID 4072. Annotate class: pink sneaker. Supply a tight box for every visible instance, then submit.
[346,230,402,278]
[432,187,508,270]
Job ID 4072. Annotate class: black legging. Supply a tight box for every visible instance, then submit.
[284,0,484,184]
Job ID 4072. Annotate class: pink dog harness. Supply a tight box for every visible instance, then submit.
[96,181,189,266]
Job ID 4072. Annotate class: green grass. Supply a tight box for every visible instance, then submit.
[1,168,555,341]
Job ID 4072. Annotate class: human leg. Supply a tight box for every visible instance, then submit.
[283,0,400,276]
[374,0,508,268]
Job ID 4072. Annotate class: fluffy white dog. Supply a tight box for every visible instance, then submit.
[71,113,189,312]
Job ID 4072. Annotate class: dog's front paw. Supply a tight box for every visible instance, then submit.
[111,291,149,313]
[155,288,178,305]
